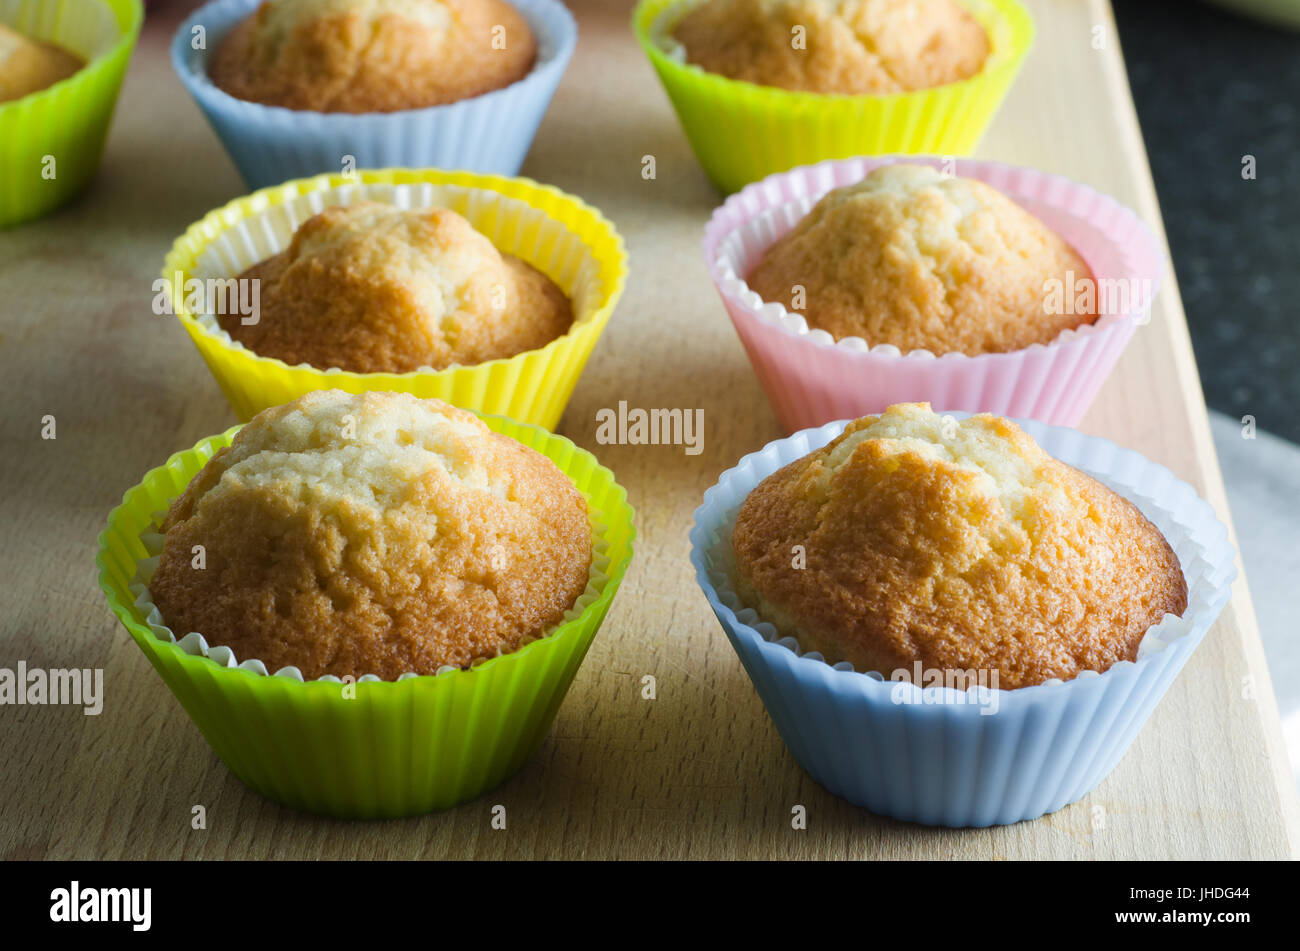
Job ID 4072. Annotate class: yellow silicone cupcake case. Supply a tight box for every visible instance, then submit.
[162,167,628,429]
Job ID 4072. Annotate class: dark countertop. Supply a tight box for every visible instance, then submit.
[1115,0,1300,443]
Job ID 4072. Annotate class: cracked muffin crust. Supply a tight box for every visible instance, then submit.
[746,164,1096,355]
[671,0,989,95]
[209,0,538,113]
[0,23,84,103]
[730,403,1188,689]
[218,201,573,373]
[150,390,593,681]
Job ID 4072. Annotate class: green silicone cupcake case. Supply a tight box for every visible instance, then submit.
[633,0,1033,193]
[0,0,143,227]
[97,415,635,818]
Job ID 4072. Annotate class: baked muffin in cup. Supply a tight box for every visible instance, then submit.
[96,390,636,818]
[217,200,576,372]
[161,167,627,428]
[171,0,577,190]
[0,0,142,227]
[703,156,1165,431]
[690,405,1236,826]
[0,23,85,102]
[633,0,1032,194]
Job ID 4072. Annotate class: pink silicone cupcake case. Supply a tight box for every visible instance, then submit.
[702,155,1166,432]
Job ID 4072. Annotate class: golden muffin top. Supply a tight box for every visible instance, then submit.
[218,201,573,373]
[672,0,988,95]
[730,403,1187,689]
[149,390,593,681]
[209,0,537,112]
[0,23,84,103]
[746,164,1096,355]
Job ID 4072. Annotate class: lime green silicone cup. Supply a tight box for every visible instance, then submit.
[0,0,143,227]
[632,0,1033,194]
[96,415,635,818]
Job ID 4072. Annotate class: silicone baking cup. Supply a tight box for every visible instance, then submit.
[162,168,627,427]
[704,155,1165,432]
[172,0,576,189]
[97,413,635,818]
[691,416,1235,827]
[633,0,1032,194]
[0,0,142,227]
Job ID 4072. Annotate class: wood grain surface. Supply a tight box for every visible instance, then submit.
[1,0,1297,860]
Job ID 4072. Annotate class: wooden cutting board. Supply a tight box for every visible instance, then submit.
[1,0,1296,859]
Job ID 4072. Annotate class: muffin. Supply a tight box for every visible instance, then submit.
[217,200,574,373]
[730,403,1187,689]
[746,163,1096,355]
[672,0,989,95]
[148,389,593,681]
[209,0,538,112]
[0,22,84,102]
[174,0,577,190]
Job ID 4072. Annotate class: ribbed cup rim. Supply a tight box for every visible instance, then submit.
[632,0,1034,106]
[0,0,142,113]
[702,154,1165,365]
[689,414,1237,704]
[170,0,577,122]
[160,167,629,382]
[97,412,636,693]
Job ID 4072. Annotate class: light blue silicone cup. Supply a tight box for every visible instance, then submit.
[170,0,576,190]
[690,416,1236,827]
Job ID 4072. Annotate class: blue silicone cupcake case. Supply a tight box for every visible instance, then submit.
[171,0,577,189]
[690,415,1237,827]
